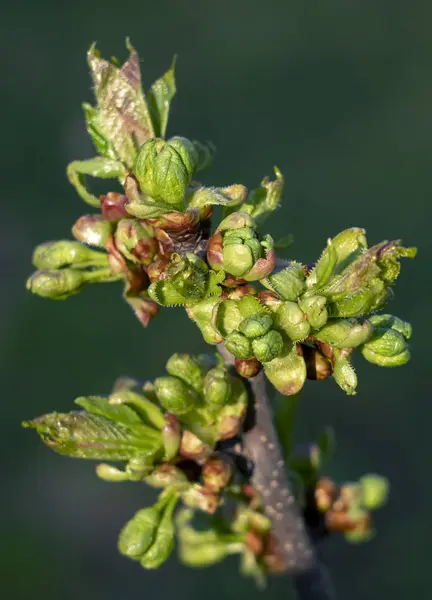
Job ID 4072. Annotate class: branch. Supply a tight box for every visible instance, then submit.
[218,344,336,600]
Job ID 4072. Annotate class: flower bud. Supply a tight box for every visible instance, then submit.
[207,211,276,281]
[186,297,224,345]
[145,464,188,488]
[263,261,305,301]
[212,299,243,337]
[72,214,113,247]
[298,295,328,330]
[140,495,177,569]
[274,301,310,342]
[179,540,242,567]
[134,136,198,207]
[154,376,200,415]
[181,483,220,514]
[114,219,158,265]
[26,269,86,300]
[251,330,283,362]
[162,413,182,460]
[369,314,412,340]
[359,474,389,510]
[333,358,357,395]
[202,454,233,492]
[239,314,273,339]
[263,342,306,396]
[118,506,161,559]
[100,192,129,221]
[96,463,130,482]
[32,240,108,270]
[180,430,212,463]
[166,353,205,393]
[215,377,248,439]
[330,227,368,272]
[203,367,231,410]
[315,478,338,512]
[224,331,253,359]
[315,319,373,348]
[235,357,262,378]
[301,344,332,380]
[360,328,410,367]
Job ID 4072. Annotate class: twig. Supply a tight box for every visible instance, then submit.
[218,344,336,600]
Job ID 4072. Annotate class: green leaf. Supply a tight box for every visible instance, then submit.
[67,157,126,207]
[23,411,161,460]
[87,42,155,168]
[306,241,337,291]
[240,167,284,226]
[148,56,177,138]
[74,396,143,426]
[187,187,238,209]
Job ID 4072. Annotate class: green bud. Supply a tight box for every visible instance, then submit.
[26,269,86,300]
[23,411,161,460]
[212,299,243,337]
[162,414,182,461]
[239,314,273,339]
[263,343,307,396]
[274,301,311,342]
[186,297,224,345]
[215,377,248,439]
[333,358,357,395]
[203,367,231,410]
[361,328,410,367]
[218,211,256,231]
[134,136,198,207]
[251,330,283,362]
[262,261,306,301]
[72,214,113,247]
[180,540,243,567]
[315,319,373,348]
[359,474,389,510]
[140,494,177,569]
[328,278,387,318]
[298,295,328,329]
[225,331,253,359]
[118,506,161,559]
[154,376,200,415]
[32,240,108,270]
[166,353,205,393]
[368,314,412,340]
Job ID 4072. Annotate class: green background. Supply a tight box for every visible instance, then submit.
[2,1,430,598]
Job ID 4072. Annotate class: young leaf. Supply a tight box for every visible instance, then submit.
[74,396,143,426]
[148,56,177,138]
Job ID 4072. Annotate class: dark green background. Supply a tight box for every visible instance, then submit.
[2,1,430,598]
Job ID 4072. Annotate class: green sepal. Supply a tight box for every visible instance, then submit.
[224,331,253,359]
[264,342,307,396]
[154,376,200,415]
[203,367,232,410]
[274,301,311,342]
[252,330,284,362]
[239,313,273,339]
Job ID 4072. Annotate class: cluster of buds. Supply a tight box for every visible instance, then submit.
[23,352,247,571]
[313,474,389,543]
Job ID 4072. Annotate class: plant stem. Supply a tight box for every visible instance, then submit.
[218,344,336,600]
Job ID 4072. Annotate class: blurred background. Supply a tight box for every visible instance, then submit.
[2,0,430,598]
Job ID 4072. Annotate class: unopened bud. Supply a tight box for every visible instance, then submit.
[202,454,233,492]
[203,367,231,410]
[235,357,262,378]
[369,314,411,340]
[225,331,253,359]
[315,318,373,348]
[263,343,307,396]
[154,376,199,415]
[239,313,273,339]
[182,484,220,514]
[146,464,188,488]
[26,269,85,299]
[162,413,182,460]
[166,353,205,393]
[72,214,113,247]
[333,358,357,395]
[115,219,158,265]
[251,329,283,362]
[315,478,338,512]
[118,506,161,559]
[274,301,311,342]
[361,328,410,367]
[298,295,328,330]
[100,192,129,221]
[180,430,212,463]
[32,240,108,270]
